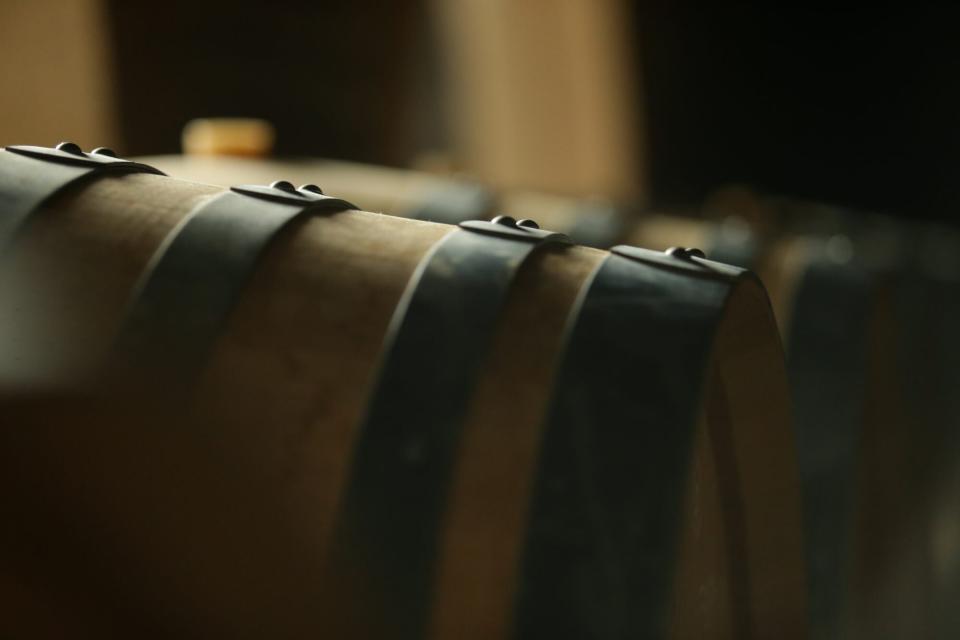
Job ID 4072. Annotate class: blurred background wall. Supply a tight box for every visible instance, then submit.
[1,1,958,223]
[0,0,119,150]
[633,4,960,223]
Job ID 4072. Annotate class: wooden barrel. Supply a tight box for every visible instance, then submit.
[890,222,960,640]
[634,209,960,640]
[0,145,805,638]
[133,151,960,637]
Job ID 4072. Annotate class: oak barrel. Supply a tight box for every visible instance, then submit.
[0,145,805,638]
[633,209,960,640]
[139,151,959,637]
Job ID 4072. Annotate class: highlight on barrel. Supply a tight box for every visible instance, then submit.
[0,143,805,637]
[137,153,630,249]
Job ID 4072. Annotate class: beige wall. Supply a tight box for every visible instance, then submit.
[432,0,646,202]
[0,0,118,150]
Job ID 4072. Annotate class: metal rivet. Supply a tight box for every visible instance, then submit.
[91,147,117,157]
[298,184,324,195]
[491,215,517,227]
[270,180,297,193]
[55,141,84,155]
[516,219,540,229]
[666,246,706,260]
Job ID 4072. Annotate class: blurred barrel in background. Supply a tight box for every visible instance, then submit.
[874,221,960,640]
[0,145,805,637]
[635,205,960,640]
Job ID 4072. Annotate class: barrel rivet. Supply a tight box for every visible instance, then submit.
[491,215,517,227]
[270,180,297,193]
[299,184,324,195]
[91,147,117,157]
[55,141,84,155]
[516,219,540,229]
[666,246,706,260]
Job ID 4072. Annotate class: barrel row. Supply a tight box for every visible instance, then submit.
[0,144,805,637]
[149,152,960,639]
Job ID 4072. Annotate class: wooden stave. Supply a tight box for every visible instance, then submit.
[0,165,803,637]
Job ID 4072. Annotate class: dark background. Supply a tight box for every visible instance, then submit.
[635,5,960,222]
[107,0,425,165]
[104,2,960,223]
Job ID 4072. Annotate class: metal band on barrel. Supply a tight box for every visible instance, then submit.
[516,245,749,638]
[0,143,163,251]
[787,255,872,639]
[328,216,570,639]
[111,181,356,392]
